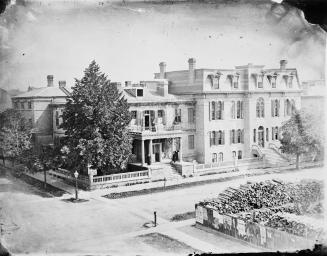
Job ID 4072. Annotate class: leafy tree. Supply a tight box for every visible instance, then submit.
[280,110,324,169]
[0,109,32,166]
[26,145,61,188]
[61,61,132,175]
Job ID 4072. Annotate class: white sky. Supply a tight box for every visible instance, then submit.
[0,0,325,91]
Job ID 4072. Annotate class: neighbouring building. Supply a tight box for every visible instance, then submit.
[301,79,325,114]
[12,75,70,149]
[12,59,302,166]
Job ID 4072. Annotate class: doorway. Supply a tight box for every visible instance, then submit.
[153,143,161,162]
[258,126,264,147]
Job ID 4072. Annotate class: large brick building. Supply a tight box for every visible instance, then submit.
[12,59,301,166]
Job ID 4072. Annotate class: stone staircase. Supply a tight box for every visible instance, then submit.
[149,162,182,181]
[262,148,291,167]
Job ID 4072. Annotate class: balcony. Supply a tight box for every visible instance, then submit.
[128,123,187,139]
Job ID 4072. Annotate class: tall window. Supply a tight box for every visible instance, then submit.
[237,129,242,143]
[256,98,265,118]
[231,129,235,144]
[210,101,224,120]
[188,135,195,149]
[28,118,32,128]
[218,131,223,145]
[285,99,291,116]
[266,128,269,141]
[55,111,60,127]
[212,153,217,163]
[271,99,280,117]
[274,126,279,140]
[291,99,296,114]
[174,109,181,123]
[210,130,224,146]
[237,101,241,119]
[28,101,32,109]
[238,150,242,159]
[188,108,194,123]
[20,102,25,109]
[253,129,256,142]
[231,101,235,119]
[258,75,263,88]
[218,152,224,162]
[232,151,236,158]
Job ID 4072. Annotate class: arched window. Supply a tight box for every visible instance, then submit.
[232,151,236,158]
[274,99,279,117]
[286,99,291,116]
[238,150,242,159]
[218,152,224,162]
[237,129,242,143]
[256,98,264,118]
[274,126,279,140]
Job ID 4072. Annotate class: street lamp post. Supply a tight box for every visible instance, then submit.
[74,171,79,200]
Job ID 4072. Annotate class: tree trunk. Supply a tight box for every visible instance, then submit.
[296,154,300,169]
[44,169,47,189]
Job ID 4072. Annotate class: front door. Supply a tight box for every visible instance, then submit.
[258,126,264,147]
[153,143,161,162]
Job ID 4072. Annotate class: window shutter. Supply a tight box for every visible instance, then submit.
[230,130,232,145]
[284,99,286,116]
[271,100,274,117]
[278,100,280,117]
[241,129,244,143]
[209,101,211,121]
[272,127,274,140]
[222,101,224,119]
[231,101,234,119]
[241,101,244,119]
[209,132,212,147]
[222,131,225,144]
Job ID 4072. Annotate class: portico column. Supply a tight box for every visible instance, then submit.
[179,137,183,162]
[141,139,145,166]
[149,139,153,164]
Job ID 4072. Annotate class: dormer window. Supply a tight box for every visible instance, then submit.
[288,76,293,88]
[267,74,277,88]
[136,89,143,97]
[233,73,240,89]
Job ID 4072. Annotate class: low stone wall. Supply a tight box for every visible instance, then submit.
[173,158,264,177]
[195,204,316,251]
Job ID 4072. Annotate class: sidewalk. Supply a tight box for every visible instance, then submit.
[2,161,323,199]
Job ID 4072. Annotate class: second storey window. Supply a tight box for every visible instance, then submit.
[237,101,243,119]
[210,130,225,146]
[174,108,181,123]
[188,135,194,149]
[256,98,265,118]
[28,101,32,109]
[21,102,25,109]
[188,108,195,123]
[271,99,280,117]
[55,111,60,127]
[210,101,224,120]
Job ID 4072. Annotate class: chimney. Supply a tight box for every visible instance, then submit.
[188,58,196,84]
[47,75,54,87]
[159,62,166,79]
[58,80,66,88]
[280,60,287,70]
[125,81,131,87]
